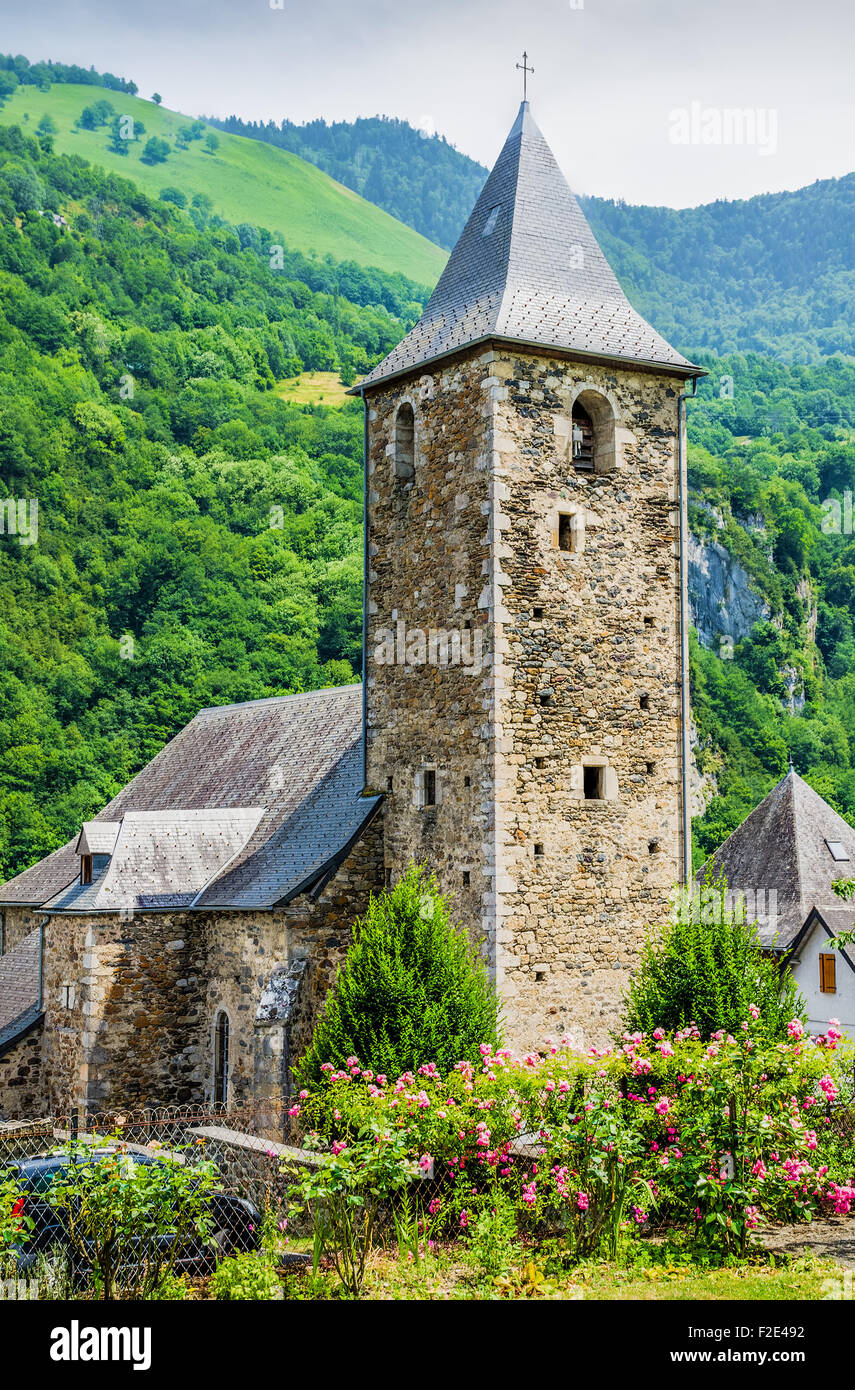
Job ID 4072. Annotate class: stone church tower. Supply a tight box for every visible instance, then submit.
[354,102,702,1051]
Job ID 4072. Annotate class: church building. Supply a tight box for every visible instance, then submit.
[0,101,701,1119]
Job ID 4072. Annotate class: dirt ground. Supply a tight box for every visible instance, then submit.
[759,1215,855,1269]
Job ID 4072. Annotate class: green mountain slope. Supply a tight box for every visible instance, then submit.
[209,113,489,252]
[0,124,432,879]
[0,83,446,285]
[2,77,855,882]
[582,180,855,362]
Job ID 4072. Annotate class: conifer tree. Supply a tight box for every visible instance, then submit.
[621,875,805,1040]
[296,864,501,1084]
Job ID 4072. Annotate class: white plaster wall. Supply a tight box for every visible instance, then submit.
[789,922,855,1039]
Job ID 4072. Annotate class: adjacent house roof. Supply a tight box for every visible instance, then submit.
[700,769,855,949]
[0,686,380,915]
[0,929,42,1058]
[354,102,700,392]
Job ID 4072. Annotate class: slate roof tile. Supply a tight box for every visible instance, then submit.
[0,929,41,1053]
[701,769,855,949]
[0,686,378,914]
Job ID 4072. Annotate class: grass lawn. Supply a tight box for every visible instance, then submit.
[275,1237,843,1301]
[0,85,446,286]
[274,372,352,407]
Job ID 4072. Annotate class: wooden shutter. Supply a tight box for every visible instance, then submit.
[819,953,837,994]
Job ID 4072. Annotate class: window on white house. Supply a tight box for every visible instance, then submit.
[819,953,837,994]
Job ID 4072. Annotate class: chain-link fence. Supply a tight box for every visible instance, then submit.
[0,1102,328,1299]
[0,1101,470,1299]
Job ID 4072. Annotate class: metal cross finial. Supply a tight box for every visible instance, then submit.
[516,51,534,101]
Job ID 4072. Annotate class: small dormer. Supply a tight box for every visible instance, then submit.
[75,821,120,886]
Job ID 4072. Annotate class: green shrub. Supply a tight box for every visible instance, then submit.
[621,876,805,1041]
[46,1136,222,1300]
[144,1271,191,1301]
[286,1120,420,1297]
[210,1252,282,1301]
[296,864,501,1083]
[0,1170,32,1257]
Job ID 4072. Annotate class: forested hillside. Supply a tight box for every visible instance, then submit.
[684,353,855,862]
[215,108,855,363]
[1,58,855,882]
[583,180,855,362]
[0,122,423,878]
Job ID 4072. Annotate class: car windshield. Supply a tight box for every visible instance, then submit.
[16,1148,156,1194]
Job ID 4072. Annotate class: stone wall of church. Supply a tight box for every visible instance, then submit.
[1,906,42,953]
[198,811,384,1110]
[0,1019,44,1120]
[33,813,384,1115]
[366,346,686,1054]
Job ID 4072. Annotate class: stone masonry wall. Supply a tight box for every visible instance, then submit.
[0,1021,44,1120]
[365,345,687,1054]
[36,814,383,1115]
[489,350,685,1051]
[364,355,498,966]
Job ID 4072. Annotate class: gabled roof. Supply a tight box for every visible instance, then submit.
[355,102,700,392]
[701,769,855,949]
[0,686,380,914]
[76,821,120,857]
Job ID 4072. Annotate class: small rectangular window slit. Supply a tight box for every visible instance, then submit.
[558,513,574,552]
[423,769,436,807]
[583,766,604,800]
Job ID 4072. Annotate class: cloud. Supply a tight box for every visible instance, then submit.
[1,0,851,207]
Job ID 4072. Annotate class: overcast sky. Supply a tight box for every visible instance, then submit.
[1,0,852,208]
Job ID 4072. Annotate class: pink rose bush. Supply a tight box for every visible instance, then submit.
[294,1021,854,1260]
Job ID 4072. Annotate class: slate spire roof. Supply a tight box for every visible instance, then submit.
[356,102,699,390]
[701,769,855,949]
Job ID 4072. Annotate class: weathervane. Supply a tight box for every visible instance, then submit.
[516,51,534,101]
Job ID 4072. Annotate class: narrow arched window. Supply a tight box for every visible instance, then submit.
[394,402,415,480]
[571,402,595,471]
[567,391,618,474]
[213,1010,229,1105]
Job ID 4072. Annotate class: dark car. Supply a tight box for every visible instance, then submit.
[7,1146,260,1277]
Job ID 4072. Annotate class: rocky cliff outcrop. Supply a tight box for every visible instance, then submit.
[687,534,770,651]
